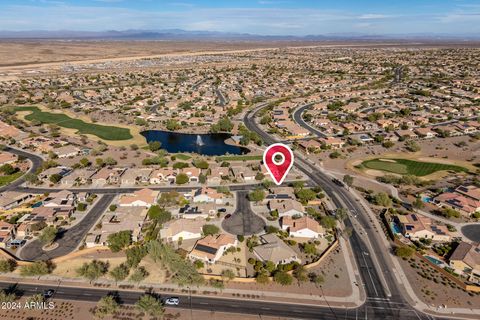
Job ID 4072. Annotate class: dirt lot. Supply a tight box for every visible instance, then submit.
[398,256,480,309]
[0,298,288,320]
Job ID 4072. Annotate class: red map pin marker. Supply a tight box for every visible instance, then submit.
[263,143,294,185]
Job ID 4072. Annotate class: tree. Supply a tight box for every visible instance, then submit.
[320,216,337,229]
[147,205,171,224]
[49,173,62,184]
[210,117,233,133]
[193,159,209,169]
[94,295,119,319]
[126,246,148,268]
[374,192,392,207]
[405,140,421,152]
[248,188,265,202]
[148,141,162,152]
[308,272,324,286]
[273,271,293,286]
[293,265,308,283]
[0,164,16,175]
[0,290,15,303]
[301,243,317,255]
[394,246,415,258]
[27,293,44,304]
[166,119,181,131]
[335,208,349,221]
[0,259,16,273]
[109,263,129,283]
[256,271,270,284]
[24,173,39,185]
[412,198,425,209]
[202,224,220,236]
[39,226,57,245]
[20,261,51,277]
[175,173,189,185]
[129,266,149,283]
[104,157,117,166]
[79,157,91,167]
[130,144,139,151]
[77,260,109,282]
[95,158,104,168]
[107,230,132,252]
[343,175,354,189]
[136,295,164,317]
[77,202,87,211]
[221,269,236,281]
[295,188,317,204]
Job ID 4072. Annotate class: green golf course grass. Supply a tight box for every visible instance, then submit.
[14,106,133,141]
[361,158,468,176]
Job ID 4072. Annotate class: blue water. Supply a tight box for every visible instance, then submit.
[31,201,43,208]
[425,255,443,266]
[141,130,249,156]
[390,222,402,234]
[422,196,432,203]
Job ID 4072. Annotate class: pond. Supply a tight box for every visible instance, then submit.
[141,130,249,156]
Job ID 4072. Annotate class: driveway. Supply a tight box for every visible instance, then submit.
[19,194,115,261]
[222,191,265,236]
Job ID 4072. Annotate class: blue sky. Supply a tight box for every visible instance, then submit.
[0,0,479,35]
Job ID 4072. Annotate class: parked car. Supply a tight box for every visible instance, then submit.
[164,297,180,306]
[224,214,231,219]
[217,208,227,213]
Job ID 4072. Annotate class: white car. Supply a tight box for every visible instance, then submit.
[164,297,180,306]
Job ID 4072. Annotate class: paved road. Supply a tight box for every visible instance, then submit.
[19,194,115,261]
[15,183,268,195]
[0,146,44,192]
[244,104,441,320]
[292,103,328,139]
[0,280,439,320]
[222,191,265,236]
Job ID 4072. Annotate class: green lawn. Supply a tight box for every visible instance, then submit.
[362,158,468,177]
[175,154,192,160]
[14,106,133,141]
[0,172,23,186]
[216,154,262,162]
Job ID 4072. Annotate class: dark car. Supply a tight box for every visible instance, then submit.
[217,208,227,213]
[224,214,231,219]
[43,289,55,299]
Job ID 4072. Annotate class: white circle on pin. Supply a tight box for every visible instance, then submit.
[272,152,285,166]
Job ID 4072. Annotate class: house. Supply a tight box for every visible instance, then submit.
[0,221,15,248]
[449,241,480,284]
[455,185,480,201]
[43,190,76,208]
[268,199,305,217]
[118,188,159,208]
[414,128,438,139]
[160,218,204,242]
[298,139,322,154]
[395,130,418,140]
[96,206,148,243]
[230,166,256,182]
[281,216,325,239]
[61,168,96,186]
[320,136,346,148]
[176,204,210,219]
[182,167,201,182]
[150,168,178,184]
[265,187,295,202]
[396,214,450,242]
[120,168,141,187]
[53,145,80,158]
[191,187,224,204]
[189,234,238,264]
[208,167,229,184]
[434,192,480,217]
[0,192,34,210]
[90,167,126,185]
[253,233,300,265]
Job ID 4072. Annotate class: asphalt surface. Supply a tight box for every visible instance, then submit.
[0,146,44,192]
[460,224,480,242]
[244,104,443,320]
[0,280,430,320]
[222,190,265,236]
[292,103,328,138]
[19,194,115,261]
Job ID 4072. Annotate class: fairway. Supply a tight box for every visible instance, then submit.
[14,106,133,141]
[216,155,262,162]
[362,158,468,176]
